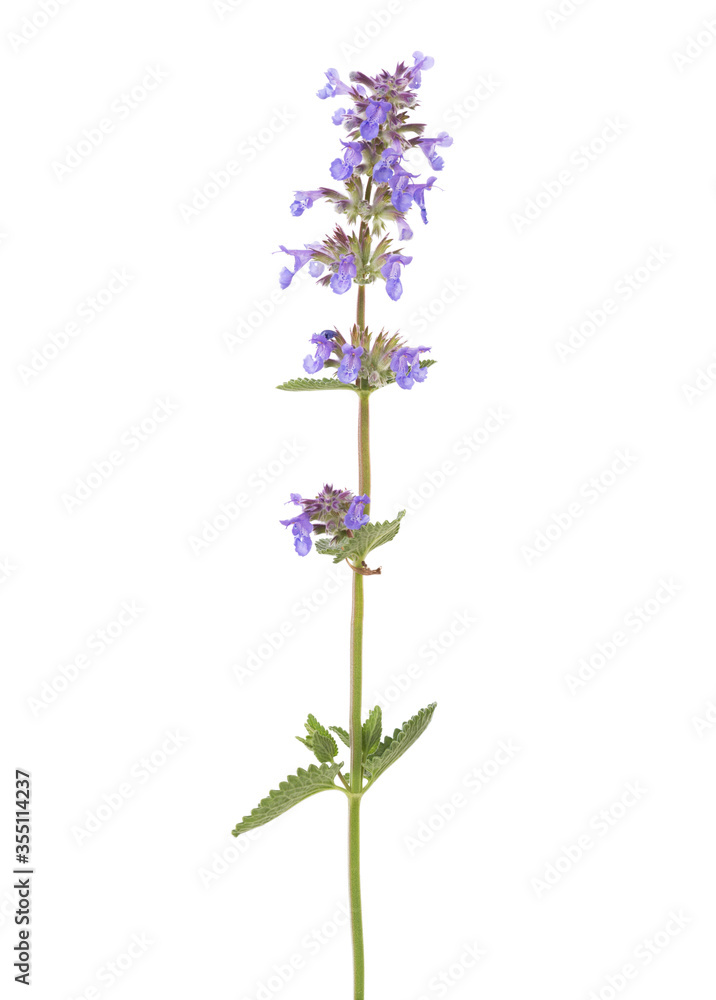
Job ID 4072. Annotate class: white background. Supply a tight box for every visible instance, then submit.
[2,1,716,998]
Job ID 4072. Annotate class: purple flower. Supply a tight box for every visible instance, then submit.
[317,68,351,99]
[344,494,370,530]
[330,141,364,180]
[409,51,435,88]
[332,107,347,124]
[330,253,357,295]
[373,142,402,182]
[360,100,392,140]
[277,244,321,289]
[417,132,452,170]
[337,344,364,383]
[409,176,436,224]
[303,331,336,374]
[280,501,314,556]
[308,260,325,277]
[395,214,414,241]
[388,165,419,213]
[390,345,431,389]
[290,190,323,217]
[380,253,413,301]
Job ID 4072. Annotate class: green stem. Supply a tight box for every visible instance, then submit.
[348,793,364,999]
[348,286,370,998]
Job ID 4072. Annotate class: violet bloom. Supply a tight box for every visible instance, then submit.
[395,214,414,241]
[332,108,347,124]
[360,100,392,140]
[337,344,364,383]
[290,190,323,217]
[344,494,370,530]
[390,345,431,389]
[330,141,364,181]
[317,68,351,99]
[417,132,453,170]
[409,176,437,224]
[373,142,402,182]
[389,165,419,213]
[303,331,336,374]
[410,50,435,88]
[278,244,321,289]
[280,504,314,556]
[380,253,413,301]
[330,253,357,295]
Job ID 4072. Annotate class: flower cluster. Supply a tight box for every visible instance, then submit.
[301,324,430,390]
[277,52,451,302]
[280,486,371,556]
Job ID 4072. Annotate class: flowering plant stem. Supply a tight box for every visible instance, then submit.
[349,286,370,997]
[230,52,447,998]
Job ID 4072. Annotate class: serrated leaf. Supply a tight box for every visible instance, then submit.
[330,725,350,748]
[231,763,343,836]
[362,706,382,759]
[297,714,339,763]
[364,703,437,786]
[276,377,357,392]
[315,511,406,564]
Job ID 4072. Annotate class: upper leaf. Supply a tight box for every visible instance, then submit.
[231,762,343,836]
[276,377,358,392]
[297,714,339,763]
[315,511,405,564]
[362,706,382,760]
[364,703,437,787]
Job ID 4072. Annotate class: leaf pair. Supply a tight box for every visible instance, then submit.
[231,704,437,837]
[296,714,339,764]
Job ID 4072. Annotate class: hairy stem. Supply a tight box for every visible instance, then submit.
[349,286,370,998]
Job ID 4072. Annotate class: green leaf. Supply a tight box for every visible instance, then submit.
[276,377,357,392]
[231,763,343,836]
[315,511,406,564]
[297,714,339,764]
[362,706,382,759]
[364,703,437,786]
[330,725,350,748]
